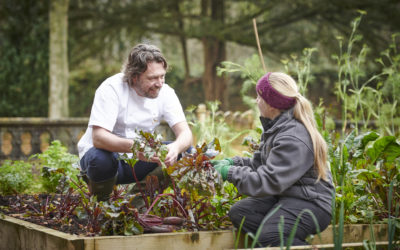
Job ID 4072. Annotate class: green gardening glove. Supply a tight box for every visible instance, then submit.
[214,164,232,181]
[210,158,233,181]
[210,158,233,167]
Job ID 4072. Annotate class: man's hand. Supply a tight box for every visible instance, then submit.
[210,158,233,181]
[165,121,192,166]
[136,151,161,165]
[164,143,180,166]
[136,141,181,166]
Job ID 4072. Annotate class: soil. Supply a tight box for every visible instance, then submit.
[0,193,211,236]
[0,194,88,236]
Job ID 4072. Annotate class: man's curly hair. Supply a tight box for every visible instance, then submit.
[122,44,168,87]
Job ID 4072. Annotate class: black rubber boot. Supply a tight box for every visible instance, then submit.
[129,166,170,211]
[129,165,169,194]
[87,174,118,201]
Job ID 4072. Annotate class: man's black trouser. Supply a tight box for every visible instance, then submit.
[229,196,331,247]
[80,147,159,184]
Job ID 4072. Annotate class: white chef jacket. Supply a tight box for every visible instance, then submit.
[77,73,186,159]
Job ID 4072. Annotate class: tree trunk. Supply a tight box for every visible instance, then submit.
[171,0,191,90]
[201,0,228,109]
[49,0,69,118]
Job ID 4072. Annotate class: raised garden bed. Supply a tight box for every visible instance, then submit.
[0,215,391,250]
[0,215,236,250]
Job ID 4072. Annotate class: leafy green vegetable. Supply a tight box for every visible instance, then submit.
[31,140,80,193]
[0,160,33,195]
[166,139,224,198]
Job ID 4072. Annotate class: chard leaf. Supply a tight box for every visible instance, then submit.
[366,136,399,163]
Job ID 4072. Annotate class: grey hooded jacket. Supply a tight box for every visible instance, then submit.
[227,109,334,215]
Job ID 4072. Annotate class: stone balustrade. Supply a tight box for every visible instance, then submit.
[0,107,254,161]
[0,118,173,161]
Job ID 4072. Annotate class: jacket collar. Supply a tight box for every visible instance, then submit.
[261,107,295,135]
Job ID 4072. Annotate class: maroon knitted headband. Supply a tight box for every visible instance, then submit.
[256,72,296,110]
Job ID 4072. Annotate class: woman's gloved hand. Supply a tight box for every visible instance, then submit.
[210,158,233,167]
[210,158,233,181]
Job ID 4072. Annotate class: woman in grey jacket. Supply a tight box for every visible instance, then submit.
[211,72,334,247]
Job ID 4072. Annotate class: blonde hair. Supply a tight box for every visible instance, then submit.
[268,72,328,181]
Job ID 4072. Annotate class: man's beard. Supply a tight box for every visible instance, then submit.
[134,84,161,99]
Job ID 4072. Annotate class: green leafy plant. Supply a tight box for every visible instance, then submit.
[120,130,169,209]
[211,181,241,221]
[186,101,252,158]
[163,139,235,230]
[351,132,400,218]
[329,130,400,224]
[131,130,168,165]
[31,140,80,193]
[122,131,234,231]
[166,139,223,197]
[100,199,143,236]
[0,160,33,195]
[75,195,103,235]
